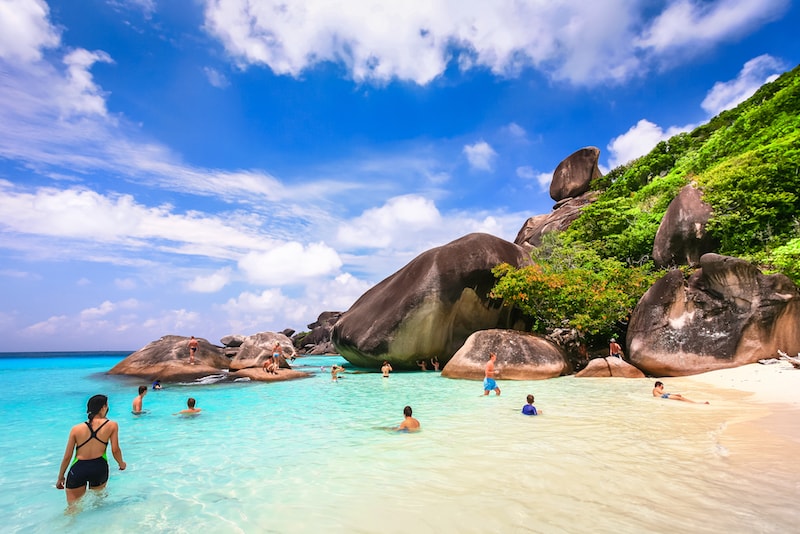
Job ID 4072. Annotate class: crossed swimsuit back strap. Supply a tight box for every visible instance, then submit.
[76,419,110,449]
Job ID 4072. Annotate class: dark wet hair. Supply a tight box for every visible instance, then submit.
[654,381,664,388]
[403,406,412,417]
[187,397,196,408]
[138,385,147,394]
[87,394,107,420]
[527,394,534,404]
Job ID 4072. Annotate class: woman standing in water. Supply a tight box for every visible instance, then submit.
[56,394,126,505]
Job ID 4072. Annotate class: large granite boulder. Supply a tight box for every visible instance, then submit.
[294,311,342,355]
[628,254,800,376]
[575,357,645,378]
[332,233,533,370]
[515,191,598,249]
[108,335,229,381]
[441,329,571,380]
[652,185,717,268]
[549,147,602,202]
[229,332,296,370]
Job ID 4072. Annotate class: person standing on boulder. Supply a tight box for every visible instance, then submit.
[609,338,623,359]
[483,353,501,396]
[188,336,199,364]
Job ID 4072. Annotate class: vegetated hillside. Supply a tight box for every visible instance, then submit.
[566,63,800,283]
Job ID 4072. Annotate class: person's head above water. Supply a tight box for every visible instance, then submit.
[138,385,147,395]
[87,394,107,420]
[527,394,534,404]
[403,406,412,417]
[187,397,196,408]
[654,381,664,388]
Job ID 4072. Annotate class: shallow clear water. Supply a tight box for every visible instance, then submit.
[1,353,798,533]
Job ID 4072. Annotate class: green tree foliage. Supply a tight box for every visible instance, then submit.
[564,63,800,283]
[490,235,661,341]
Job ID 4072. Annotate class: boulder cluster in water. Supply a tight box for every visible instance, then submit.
[112,147,800,383]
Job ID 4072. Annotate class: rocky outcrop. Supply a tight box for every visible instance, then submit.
[332,233,533,370]
[652,185,717,267]
[515,191,598,249]
[220,334,245,347]
[228,332,296,370]
[294,311,342,355]
[575,357,645,378]
[229,367,312,382]
[627,253,800,376]
[549,147,602,202]
[108,335,229,381]
[441,329,571,380]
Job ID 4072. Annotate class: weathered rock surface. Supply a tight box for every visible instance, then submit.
[652,185,717,267]
[549,147,602,202]
[332,233,533,370]
[229,367,312,382]
[294,311,342,355]
[515,191,598,249]
[220,334,246,347]
[228,332,296,370]
[628,254,800,376]
[575,357,645,378]
[108,335,229,381]
[441,329,571,380]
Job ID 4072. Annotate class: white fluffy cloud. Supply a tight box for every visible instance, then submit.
[187,268,232,293]
[0,0,60,63]
[463,140,497,171]
[636,0,788,53]
[336,195,443,249]
[516,166,551,191]
[701,54,785,115]
[238,242,343,286]
[607,119,695,168]
[202,0,788,86]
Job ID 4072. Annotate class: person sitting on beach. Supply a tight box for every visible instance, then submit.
[174,397,202,415]
[56,394,126,505]
[395,406,420,432]
[331,364,345,381]
[152,380,162,390]
[652,381,709,404]
[430,356,440,371]
[132,385,147,414]
[483,352,501,396]
[381,361,392,377]
[522,394,542,415]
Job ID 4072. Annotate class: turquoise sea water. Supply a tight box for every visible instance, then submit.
[1,352,798,533]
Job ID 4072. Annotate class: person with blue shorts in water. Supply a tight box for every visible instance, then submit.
[483,352,501,396]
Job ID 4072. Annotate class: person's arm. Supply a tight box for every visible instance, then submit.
[108,421,126,470]
[56,428,77,488]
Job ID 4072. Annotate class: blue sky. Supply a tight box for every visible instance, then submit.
[1,0,798,352]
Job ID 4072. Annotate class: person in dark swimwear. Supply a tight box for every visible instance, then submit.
[188,336,199,364]
[652,381,709,404]
[56,394,126,505]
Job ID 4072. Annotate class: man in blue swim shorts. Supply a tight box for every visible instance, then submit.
[483,352,501,396]
[652,381,709,404]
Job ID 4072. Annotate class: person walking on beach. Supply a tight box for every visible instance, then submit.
[395,406,420,432]
[652,381,709,404]
[484,352,501,396]
[609,338,623,359]
[174,397,202,415]
[132,385,147,414]
[56,394,126,505]
[522,394,542,415]
[188,336,199,364]
[381,361,392,377]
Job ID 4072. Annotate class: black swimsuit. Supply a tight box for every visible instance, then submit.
[65,420,111,489]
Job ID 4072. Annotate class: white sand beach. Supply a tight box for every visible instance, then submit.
[683,360,800,406]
